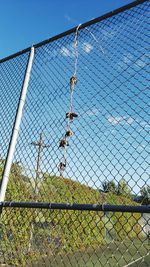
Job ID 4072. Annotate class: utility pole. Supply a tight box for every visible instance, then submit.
[31,132,50,194]
[28,132,50,252]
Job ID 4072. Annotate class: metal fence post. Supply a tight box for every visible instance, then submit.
[0,46,35,202]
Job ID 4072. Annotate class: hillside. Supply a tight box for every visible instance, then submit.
[0,164,142,266]
[0,161,138,206]
[2,165,137,206]
[37,174,138,205]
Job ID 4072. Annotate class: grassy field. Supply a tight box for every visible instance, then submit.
[29,240,150,267]
[124,255,150,267]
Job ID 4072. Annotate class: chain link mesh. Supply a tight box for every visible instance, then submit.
[0,53,29,177]
[0,207,150,267]
[0,0,150,266]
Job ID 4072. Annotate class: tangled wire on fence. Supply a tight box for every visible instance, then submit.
[58,25,81,176]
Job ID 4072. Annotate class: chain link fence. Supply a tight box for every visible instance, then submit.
[0,0,150,266]
[0,204,149,267]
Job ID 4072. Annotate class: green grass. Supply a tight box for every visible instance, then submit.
[29,241,149,267]
[124,254,150,267]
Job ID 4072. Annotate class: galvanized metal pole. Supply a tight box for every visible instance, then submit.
[0,46,35,202]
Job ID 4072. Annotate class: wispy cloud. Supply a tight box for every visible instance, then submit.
[86,108,100,116]
[60,46,71,57]
[123,53,133,64]
[107,116,134,126]
[82,42,93,53]
[126,117,134,125]
[137,121,150,133]
[101,29,116,40]
[60,41,93,58]
[135,52,150,69]
[116,53,133,70]
[108,116,125,125]
[85,28,105,54]
[132,144,146,151]
[64,14,72,22]
[117,52,148,71]
[135,58,146,68]
[64,14,77,24]
[140,121,150,128]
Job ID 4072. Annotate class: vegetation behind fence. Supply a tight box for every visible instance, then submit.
[0,0,149,266]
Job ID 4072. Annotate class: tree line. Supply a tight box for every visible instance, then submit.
[101,179,150,205]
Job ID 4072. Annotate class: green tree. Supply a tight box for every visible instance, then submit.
[102,180,117,194]
[140,185,150,205]
[117,179,131,197]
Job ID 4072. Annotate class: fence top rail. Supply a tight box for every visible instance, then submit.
[0,202,150,213]
[0,0,147,64]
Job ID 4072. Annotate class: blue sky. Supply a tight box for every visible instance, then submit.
[0,0,134,59]
[0,0,149,200]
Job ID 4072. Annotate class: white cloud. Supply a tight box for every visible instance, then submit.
[60,42,93,58]
[101,29,116,40]
[107,116,134,126]
[116,53,148,71]
[64,14,77,24]
[82,42,93,53]
[137,121,150,133]
[64,14,72,22]
[60,47,70,57]
[134,54,149,69]
[86,108,100,116]
[135,59,146,68]
[107,116,125,125]
[123,53,133,64]
[140,121,150,128]
[111,129,116,134]
[133,144,146,151]
[126,117,134,125]
[116,53,133,71]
